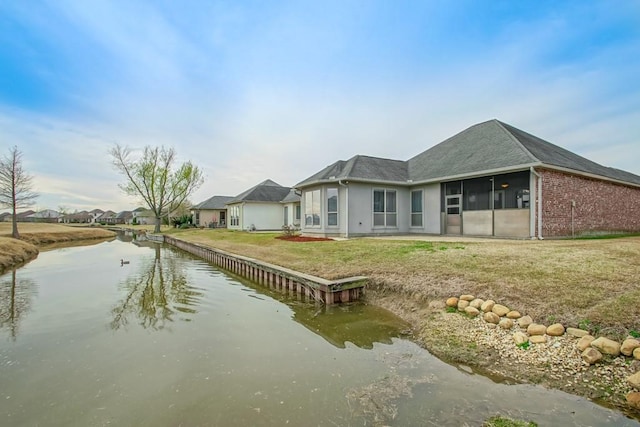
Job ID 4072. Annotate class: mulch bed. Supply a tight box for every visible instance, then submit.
[275,235,333,242]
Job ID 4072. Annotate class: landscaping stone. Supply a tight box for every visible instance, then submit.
[527,323,547,336]
[566,327,589,338]
[506,310,522,319]
[483,312,500,324]
[498,318,514,329]
[517,315,533,329]
[621,338,640,357]
[628,372,640,390]
[627,392,640,409]
[464,306,480,317]
[591,337,622,356]
[457,300,470,311]
[513,331,528,346]
[492,304,510,317]
[480,300,495,313]
[445,297,458,308]
[459,294,475,302]
[469,298,484,309]
[634,347,640,360]
[546,323,565,336]
[577,335,595,351]
[582,347,603,365]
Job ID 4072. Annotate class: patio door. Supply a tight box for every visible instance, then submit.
[283,206,289,226]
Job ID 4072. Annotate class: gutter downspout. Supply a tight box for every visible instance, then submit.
[338,180,349,238]
[530,167,543,240]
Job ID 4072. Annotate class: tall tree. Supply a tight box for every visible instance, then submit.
[0,146,38,238]
[110,144,204,233]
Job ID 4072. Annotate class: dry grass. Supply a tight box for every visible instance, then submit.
[0,223,116,273]
[0,222,116,245]
[170,228,640,335]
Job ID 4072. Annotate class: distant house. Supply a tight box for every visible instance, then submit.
[295,119,640,239]
[25,209,61,223]
[191,195,234,228]
[15,210,36,222]
[0,212,11,222]
[96,210,117,224]
[113,210,133,224]
[226,180,294,231]
[132,207,154,225]
[62,210,93,223]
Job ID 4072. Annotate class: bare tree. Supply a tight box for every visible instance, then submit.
[0,146,38,238]
[110,144,204,233]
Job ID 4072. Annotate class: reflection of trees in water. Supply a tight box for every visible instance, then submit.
[0,269,38,340]
[111,245,203,331]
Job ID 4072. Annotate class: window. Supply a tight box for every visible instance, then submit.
[295,205,301,224]
[411,190,422,227]
[304,190,321,227]
[327,188,338,226]
[230,205,240,226]
[373,189,397,227]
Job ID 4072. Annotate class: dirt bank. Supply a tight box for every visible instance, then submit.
[0,223,116,273]
[365,284,640,421]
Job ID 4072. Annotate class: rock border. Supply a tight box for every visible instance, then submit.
[445,294,640,410]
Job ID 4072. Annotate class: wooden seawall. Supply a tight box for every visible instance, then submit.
[153,235,367,305]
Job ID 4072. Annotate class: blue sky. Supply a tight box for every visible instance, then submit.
[1,0,639,212]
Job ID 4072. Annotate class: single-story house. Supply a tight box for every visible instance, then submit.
[226,179,296,231]
[191,195,234,228]
[295,119,640,239]
[132,207,154,225]
[96,210,117,224]
[25,209,61,223]
[281,189,302,228]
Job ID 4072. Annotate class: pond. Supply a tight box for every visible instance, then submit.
[0,235,638,426]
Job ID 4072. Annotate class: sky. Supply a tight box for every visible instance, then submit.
[1,0,639,213]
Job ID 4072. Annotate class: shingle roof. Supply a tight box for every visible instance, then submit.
[296,155,408,187]
[281,189,301,204]
[228,179,292,203]
[298,119,640,188]
[193,195,234,210]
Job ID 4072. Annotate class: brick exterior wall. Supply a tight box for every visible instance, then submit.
[539,169,640,237]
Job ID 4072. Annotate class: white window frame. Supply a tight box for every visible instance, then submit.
[304,190,321,227]
[373,189,397,228]
[410,190,423,227]
[327,188,338,227]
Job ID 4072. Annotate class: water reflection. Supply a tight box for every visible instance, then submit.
[0,269,37,340]
[110,242,204,330]
[290,302,410,349]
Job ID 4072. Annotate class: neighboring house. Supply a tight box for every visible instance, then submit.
[226,180,293,231]
[295,119,640,239]
[89,209,104,223]
[96,210,116,223]
[131,207,154,225]
[13,210,36,222]
[62,210,93,223]
[25,209,61,223]
[191,195,234,228]
[113,210,133,224]
[281,189,302,228]
[0,212,10,222]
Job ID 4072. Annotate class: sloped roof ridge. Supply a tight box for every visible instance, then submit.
[493,120,540,163]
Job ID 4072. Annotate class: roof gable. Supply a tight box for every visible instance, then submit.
[296,155,408,187]
[229,179,292,203]
[193,195,235,210]
[408,120,538,181]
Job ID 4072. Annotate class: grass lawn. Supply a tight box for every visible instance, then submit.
[168,228,640,337]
